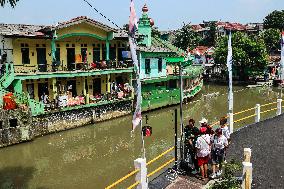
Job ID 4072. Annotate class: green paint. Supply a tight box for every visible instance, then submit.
[165,57,185,63]
[12,79,23,94]
[14,67,134,80]
[56,33,107,41]
[106,40,110,60]
[138,8,152,47]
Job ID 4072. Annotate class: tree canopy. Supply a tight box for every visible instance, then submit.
[200,21,217,47]
[214,32,269,80]
[261,28,281,53]
[0,0,19,7]
[173,23,201,51]
[263,10,284,30]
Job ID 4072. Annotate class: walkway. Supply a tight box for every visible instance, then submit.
[227,114,284,189]
[150,114,284,189]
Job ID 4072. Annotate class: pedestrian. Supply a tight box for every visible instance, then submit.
[200,118,214,135]
[195,127,211,181]
[219,117,230,142]
[184,119,200,174]
[210,128,228,179]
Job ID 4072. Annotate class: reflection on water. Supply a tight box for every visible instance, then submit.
[0,84,281,189]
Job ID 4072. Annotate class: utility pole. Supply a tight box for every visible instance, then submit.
[179,62,184,161]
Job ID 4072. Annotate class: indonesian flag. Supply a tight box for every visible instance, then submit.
[129,0,138,36]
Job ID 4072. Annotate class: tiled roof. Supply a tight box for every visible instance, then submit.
[113,29,128,38]
[190,46,215,56]
[56,16,117,32]
[137,37,185,57]
[0,23,49,37]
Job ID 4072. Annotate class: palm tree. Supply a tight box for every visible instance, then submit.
[0,0,19,7]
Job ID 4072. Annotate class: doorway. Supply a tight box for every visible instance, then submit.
[36,48,47,72]
[38,83,49,102]
[67,80,77,97]
[93,78,101,95]
[67,48,75,71]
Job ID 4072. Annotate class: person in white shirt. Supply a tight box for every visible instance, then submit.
[210,128,228,179]
[220,116,231,141]
[195,127,211,180]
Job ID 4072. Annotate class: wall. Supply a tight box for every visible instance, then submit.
[140,56,167,80]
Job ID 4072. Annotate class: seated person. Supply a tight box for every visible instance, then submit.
[100,60,107,69]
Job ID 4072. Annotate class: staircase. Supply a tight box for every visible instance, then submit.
[0,63,15,88]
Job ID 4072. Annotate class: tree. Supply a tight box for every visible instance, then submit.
[263,10,284,30]
[200,21,217,47]
[0,0,19,7]
[151,26,161,38]
[261,28,281,53]
[173,23,202,51]
[214,32,269,80]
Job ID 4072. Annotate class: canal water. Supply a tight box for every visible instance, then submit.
[0,84,281,189]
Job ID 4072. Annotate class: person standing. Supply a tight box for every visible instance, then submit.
[219,117,230,142]
[184,119,200,174]
[210,128,228,179]
[195,127,211,181]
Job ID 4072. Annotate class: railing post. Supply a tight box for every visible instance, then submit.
[277,99,282,116]
[244,148,251,163]
[242,148,252,189]
[242,162,252,189]
[134,158,148,189]
[228,112,234,133]
[255,104,260,123]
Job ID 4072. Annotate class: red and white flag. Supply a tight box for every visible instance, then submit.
[129,0,141,131]
[129,0,138,36]
[280,32,284,80]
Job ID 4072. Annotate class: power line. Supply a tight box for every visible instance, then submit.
[82,0,121,29]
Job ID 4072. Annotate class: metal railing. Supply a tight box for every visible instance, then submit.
[105,99,282,189]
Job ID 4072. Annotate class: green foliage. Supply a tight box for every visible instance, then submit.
[261,28,281,52]
[173,23,202,51]
[0,0,19,7]
[151,27,161,38]
[211,159,242,189]
[214,32,269,80]
[263,10,284,30]
[201,21,217,47]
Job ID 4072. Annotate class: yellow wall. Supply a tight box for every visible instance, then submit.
[13,38,52,72]
[57,23,108,40]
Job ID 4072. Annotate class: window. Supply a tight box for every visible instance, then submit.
[145,59,151,74]
[9,119,18,128]
[93,48,100,62]
[26,84,34,99]
[21,48,30,64]
[0,121,2,129]
[158,58,163,72]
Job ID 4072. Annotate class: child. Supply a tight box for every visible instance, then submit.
[210,128,228,179]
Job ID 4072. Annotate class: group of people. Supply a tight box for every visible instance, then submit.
[184,117,230,181]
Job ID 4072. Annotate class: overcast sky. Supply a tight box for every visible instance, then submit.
[0,0,283,30]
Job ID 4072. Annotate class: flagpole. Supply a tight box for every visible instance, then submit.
[227,32,233,132]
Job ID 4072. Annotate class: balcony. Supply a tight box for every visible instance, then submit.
[13,60,134,80]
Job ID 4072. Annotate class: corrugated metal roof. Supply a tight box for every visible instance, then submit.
[0,23,48,37]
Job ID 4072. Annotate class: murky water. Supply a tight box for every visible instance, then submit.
[0,84,281,189]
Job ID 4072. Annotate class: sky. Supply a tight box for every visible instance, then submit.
[0,0,283,30]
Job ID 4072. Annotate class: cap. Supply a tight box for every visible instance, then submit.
[199,118,208,124]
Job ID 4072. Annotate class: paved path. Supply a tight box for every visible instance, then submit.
[227,114,284,189]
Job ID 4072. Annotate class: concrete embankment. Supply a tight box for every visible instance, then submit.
[0,100,132,147]
[227,114,284,189]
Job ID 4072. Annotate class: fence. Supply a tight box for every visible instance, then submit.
[105,98,283,189]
